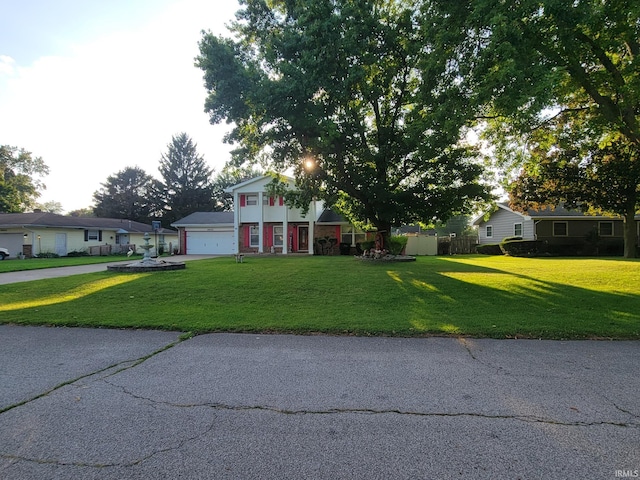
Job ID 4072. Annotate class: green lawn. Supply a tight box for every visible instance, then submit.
[0,255,639,339]
[0,255,134,272]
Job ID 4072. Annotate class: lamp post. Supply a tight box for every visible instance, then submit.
[37,235,41,255]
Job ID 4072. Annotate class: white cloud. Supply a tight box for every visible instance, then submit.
[0,0,239,213]
[0,55,16,76]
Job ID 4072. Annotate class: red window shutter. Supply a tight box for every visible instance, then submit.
[264,225,272,247]
[279,196,284,206]
[244,225,250,247]
[240,194,246,207]
[335,226,341,240]
[269,196,274,206]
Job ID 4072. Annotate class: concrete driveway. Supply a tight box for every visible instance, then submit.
[0,325,638,479]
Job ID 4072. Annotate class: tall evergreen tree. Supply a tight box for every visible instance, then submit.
[158,133,214,225]
[93,166,161,222]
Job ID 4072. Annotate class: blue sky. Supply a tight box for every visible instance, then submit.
[0,0,240,213]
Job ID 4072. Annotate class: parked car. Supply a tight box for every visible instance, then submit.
[0,247,9,260]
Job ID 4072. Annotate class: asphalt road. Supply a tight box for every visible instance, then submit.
[0,325,638,479]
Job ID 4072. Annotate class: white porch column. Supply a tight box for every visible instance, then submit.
[282,201,288,254]
[233,191,240,254]
[258,191,264,253]
[308,201,315,255]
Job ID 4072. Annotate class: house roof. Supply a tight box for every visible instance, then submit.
[0,212,176,234]
[171,212,235,226]
[316,209,348,224]
[223,175,295,193]
[473,202,640,225]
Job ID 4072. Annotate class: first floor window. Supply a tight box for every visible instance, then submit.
[486,225,493,238]
[85,230,100,241]
[273,226,283,246]
[250,225,259,247]
[599,221,614,236]
[341,225,367,245]
[514,223,523,237]
[553,222,568,236]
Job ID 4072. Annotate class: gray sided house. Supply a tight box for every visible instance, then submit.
[473,203,640,255]
[0,212,177,258]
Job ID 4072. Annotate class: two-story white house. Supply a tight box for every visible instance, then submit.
[172,176,359,255]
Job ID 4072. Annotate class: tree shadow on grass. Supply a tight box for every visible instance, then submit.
[384,258,640,339]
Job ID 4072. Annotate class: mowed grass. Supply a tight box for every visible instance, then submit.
[0,255,639,339]
[0,255,134,272]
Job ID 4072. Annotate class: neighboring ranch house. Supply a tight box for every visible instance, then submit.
[0,212,178,258]
[172,176,368,255]
[473,203,640,254]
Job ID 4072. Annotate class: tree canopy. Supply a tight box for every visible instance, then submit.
[158,133,215,225]
[197,0,492,239]
[0,145,49,213]
[431,0,640,256]
[93,166,162,223]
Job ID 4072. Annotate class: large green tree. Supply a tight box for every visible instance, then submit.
[93,166,162,222]
[509,129,640,257]
[196,0,492,242]
[0,145,49,213]
[432,0,640,256]
[158,133,215,225]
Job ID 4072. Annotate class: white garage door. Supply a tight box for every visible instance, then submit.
[186,230,235,255]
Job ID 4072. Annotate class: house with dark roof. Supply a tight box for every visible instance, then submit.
[0,212,177,258]
[171,176,369,255]
[473,203,640,255]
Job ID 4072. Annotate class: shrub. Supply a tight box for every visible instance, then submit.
[35,251,60,258]
[476,243,503,255]
[501,236,523,242]
[359,240,375,252]
[388,236,408,255]
[500,239,543,256]
[67,250,89,257]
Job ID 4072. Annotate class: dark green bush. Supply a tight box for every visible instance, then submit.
[67,250,89,257]
[35,252,60,258]
[389,236,408,255]
[501,236,523,242]
[359,240,375,251]
[500,240,542,256]
[476,244,503,255]
[339,243,351,255]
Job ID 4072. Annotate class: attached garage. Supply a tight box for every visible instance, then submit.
[186,229,235,255]
[171,212,236,255]
[0,233,23,258]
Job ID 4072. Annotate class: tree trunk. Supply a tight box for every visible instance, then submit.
[623,205,638,259]
[372,219,392,252]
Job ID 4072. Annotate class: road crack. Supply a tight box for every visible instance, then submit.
[103,381,640,429]
[0,338,183,415]
[0,420,216,469]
